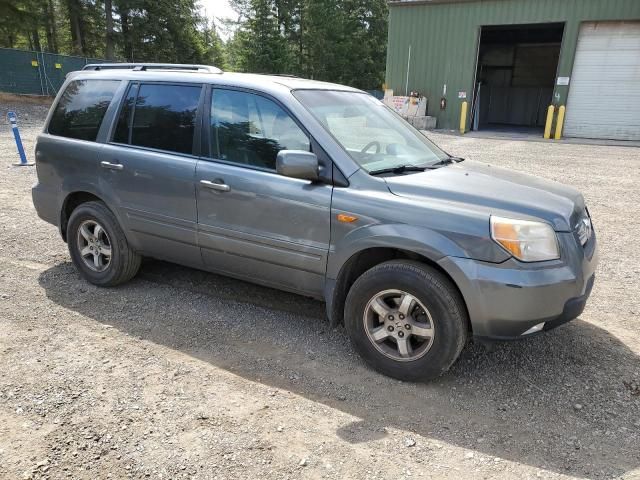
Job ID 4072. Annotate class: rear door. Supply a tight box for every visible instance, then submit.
[195,87,332,296]
[38,79,122,221]
[99,81,205,267]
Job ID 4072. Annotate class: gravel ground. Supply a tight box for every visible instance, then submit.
[0,96,639,480]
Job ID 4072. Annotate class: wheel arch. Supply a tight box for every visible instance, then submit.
[326,246,471,332]
[60,191,115,242]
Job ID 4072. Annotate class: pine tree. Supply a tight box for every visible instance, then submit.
[228,0,388,89]
[204,19,228,70]
[0,0,387,90]
[235,0,290,74]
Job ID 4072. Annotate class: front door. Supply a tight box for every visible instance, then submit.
[196,87,332,296]
[99,81,204,267]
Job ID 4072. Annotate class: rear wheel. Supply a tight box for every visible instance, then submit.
[67,201,141,286]
[345,260,468,381]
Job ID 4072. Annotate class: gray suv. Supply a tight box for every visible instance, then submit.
[32,63,598,380]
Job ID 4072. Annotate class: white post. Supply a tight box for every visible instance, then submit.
[405,44,411,95]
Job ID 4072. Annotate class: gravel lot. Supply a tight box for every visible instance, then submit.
[0,96,639,480]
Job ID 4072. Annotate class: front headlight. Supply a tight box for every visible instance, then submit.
[490,216,559,262]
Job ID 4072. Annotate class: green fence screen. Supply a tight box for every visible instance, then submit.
[0,48,110,96]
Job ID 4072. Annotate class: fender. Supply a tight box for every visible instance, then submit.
[326,223,469,281]
[59,181,132,246]
[324,223,479,327]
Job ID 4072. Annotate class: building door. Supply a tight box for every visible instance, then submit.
[564,22,640,141]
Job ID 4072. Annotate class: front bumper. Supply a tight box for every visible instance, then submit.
[438,230,598,339]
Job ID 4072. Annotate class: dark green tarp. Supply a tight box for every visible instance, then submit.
[0,48,109,96]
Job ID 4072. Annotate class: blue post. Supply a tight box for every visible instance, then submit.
[7,111,34,166]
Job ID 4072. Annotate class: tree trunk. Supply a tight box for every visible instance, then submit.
[43,2,54,52]
[105,0,114,59]
[32,28,42,51]
[298,4,304,75]
[120,7,133,61]
[46,0,59,53]
[44,16,55,52]
[67,0,84,55]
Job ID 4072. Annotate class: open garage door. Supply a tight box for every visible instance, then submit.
[564,22,640,141]
[471,23,563,135]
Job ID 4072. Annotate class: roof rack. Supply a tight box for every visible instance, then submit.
[82,63,223,74]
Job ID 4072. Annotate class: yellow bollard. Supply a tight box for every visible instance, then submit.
[459,101,468,134]
[554,105,566,140]
[544,105,555,139]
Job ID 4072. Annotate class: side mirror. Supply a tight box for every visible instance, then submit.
[276,150,319,182]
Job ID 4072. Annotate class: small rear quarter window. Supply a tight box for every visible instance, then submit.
[48,79,120,141]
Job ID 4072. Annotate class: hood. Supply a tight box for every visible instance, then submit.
[383,160,585,231]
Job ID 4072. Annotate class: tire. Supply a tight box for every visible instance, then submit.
[67,201,141,287]
[344,260,468,381]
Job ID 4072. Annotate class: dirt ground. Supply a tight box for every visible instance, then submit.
[0,96,639,480]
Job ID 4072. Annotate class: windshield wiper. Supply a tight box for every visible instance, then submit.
[369,165,427,176]
[430,156,465,167]
[369,156,465,176]
[443,156,465,164]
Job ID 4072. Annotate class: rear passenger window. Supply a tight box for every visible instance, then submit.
[211,89,309,170]
[113,83,201,155]
[48,79,120,141]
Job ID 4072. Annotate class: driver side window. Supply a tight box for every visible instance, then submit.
[210,89,310,170]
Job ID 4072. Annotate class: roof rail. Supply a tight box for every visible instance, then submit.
[82,63,223,74]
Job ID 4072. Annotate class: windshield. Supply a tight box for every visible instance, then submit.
[293,90,449,173]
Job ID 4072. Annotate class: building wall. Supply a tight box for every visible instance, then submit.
[386,0,640,130]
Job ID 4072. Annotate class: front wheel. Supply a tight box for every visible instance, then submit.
[345,260,468,381]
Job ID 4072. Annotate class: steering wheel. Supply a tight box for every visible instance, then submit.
[361,141,381,154]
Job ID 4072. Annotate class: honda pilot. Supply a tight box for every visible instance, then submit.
[32,63,598,380]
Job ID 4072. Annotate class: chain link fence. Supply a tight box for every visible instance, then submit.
[0,48,110,96]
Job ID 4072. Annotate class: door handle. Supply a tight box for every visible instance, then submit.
[200,180,230,192]
[101,161,124,171]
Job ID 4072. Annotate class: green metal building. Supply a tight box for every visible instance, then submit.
[385,0,640,140]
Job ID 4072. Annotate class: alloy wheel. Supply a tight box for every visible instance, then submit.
[363,289,435,361]
[76,219,112,272]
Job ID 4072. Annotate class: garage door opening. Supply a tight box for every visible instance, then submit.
[471,23,564,135]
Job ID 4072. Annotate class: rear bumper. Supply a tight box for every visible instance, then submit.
[439,231,598,339]
[32,182,60,228]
